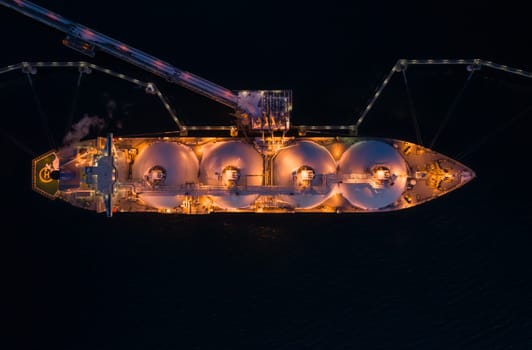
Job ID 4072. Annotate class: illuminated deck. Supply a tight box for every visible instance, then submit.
[32,135,475,216]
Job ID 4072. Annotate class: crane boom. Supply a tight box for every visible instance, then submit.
[0,0,293,132]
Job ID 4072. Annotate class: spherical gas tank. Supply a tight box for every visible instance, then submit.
[133,141,199,187]
[199,141,263,209]
[132,141,199,210]
[338,140,408,210]
[273,140,337,209]
[200,141,263,186]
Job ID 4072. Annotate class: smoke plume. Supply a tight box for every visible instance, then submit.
[62,114,105,147]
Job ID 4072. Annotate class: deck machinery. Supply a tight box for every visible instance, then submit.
[2,0,480,216]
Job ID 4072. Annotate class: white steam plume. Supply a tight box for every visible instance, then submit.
[62,114,105,147]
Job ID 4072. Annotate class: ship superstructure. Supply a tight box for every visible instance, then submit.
[4,0,513,216]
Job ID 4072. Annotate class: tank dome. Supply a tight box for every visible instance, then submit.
[273,141,337,209]
[338,140,408,210]
[199,141,263,187]
[200,141,263,209]
[132,142,199,187]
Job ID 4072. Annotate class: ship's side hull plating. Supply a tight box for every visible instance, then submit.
[32,136,475,215]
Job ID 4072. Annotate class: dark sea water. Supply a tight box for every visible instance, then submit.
[2,1,532,349]
[5,155,532,349]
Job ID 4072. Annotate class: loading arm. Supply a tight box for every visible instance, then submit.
[0,0,293,133]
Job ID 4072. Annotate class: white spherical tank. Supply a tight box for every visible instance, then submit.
[273,140,337,209]
[132,141,199,187]
[132,141,198,210]
[199,141,263,209]
[199,141,263,186]
[338,140,408,210]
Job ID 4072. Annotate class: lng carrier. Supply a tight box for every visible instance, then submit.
[1,0,498,216]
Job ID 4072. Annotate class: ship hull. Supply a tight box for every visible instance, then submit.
[32,135,475,216]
